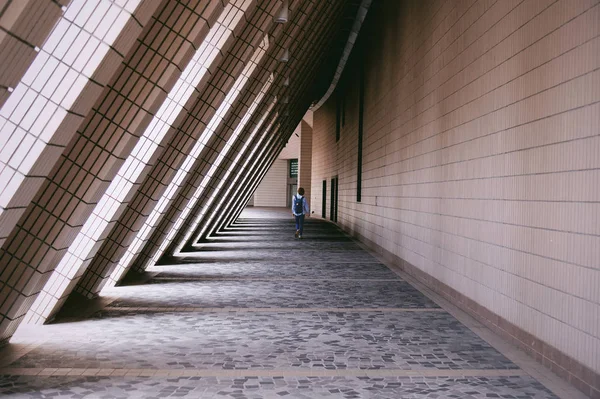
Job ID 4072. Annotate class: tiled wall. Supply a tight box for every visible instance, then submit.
[25,0,233,324]
[0,0,160,340]
[278,123,300,160]
[298,120,312,206]
[311,0,600,395]
[0,0,364,347]
[83,0,279,289]
[253,158,287,207]
[0,0,67,107]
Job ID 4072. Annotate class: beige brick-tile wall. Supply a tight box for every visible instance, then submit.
[311,0,600,389]
[106,0,286,279]
[254,158,288,206]
[298,119,312,205]
[0,0,210,341]
[0,0,65,107]
[0,0,156,251]
[24,0,232,324]
[125,0,347,269]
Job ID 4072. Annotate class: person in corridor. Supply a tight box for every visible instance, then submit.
[292,187,309,239]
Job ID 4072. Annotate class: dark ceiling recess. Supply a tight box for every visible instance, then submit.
[310,0,363,103]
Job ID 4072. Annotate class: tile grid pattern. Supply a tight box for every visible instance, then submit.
[0,0,66,107]
[126,3,310,270]
[129,0,341,268]
[0,0,154,248]
[23,1,232,325]
[0,0,214,341]
[71,0,263,299]
[90,0,285,287]
[195,91,310,238]
[201,119,284,239]
[199,94,318,238]
[201,123,287,239]
[153,35,276,258]
[170,1,348,251]
[310,0,600,396]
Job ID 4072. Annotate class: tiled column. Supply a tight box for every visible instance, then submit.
[65,0,250,302]
[0,0,221,341]
[195,114,279,240]
[201,127,285,239]
[199,3,348,237]
[0,0,158,250]
[206,114,310,237]
[163,75,280,255]
[24,1,233,323]
[84,1,285,289]
[119,0,329,275]
[298,119,312,201]
[164,0,344,253]
[219,134,287,232]
[205,108,300,237]
[0,0,66,107]
[129,33,277,270]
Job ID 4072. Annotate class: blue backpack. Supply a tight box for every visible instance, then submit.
[293,195,303,214]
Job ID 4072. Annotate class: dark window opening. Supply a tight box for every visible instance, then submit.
[322,180,327,218]
[334,177,338,222]
[357,57,365,202]
[335,94,341,142]
[330,178,335,221]
[341,89,346,128]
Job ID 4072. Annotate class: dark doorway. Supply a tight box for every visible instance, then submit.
[330,177,338,222]
[334,177,338,223]
[322,180,327,218]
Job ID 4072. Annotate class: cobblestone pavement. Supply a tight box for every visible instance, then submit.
[0,375,558,398]
[0,209,560,398]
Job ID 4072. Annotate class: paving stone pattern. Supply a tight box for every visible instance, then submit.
[10,311,514,371]
[0,375,559,398]
[108,280,439,309]
[0,212,559,398]
[147,261,398,280]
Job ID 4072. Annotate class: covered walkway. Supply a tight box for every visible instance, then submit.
[0,208,582,398]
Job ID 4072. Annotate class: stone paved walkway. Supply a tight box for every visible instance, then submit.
[0,208,578,398]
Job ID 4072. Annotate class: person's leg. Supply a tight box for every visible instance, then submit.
[295,215,300,238]
[299,214,305,238]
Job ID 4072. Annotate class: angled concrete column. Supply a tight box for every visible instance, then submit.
[206,115,295,238]
[195,102,313,239]
[164,77,280,256]
[0,0,158,250]
[193,115,279,241]
[129,33,277,270]
[120,0,332,274]
[24,1,233,323]
[0,0,220,341]
[68,0,263,300]
[62,0,250,303]
[166,0,345,253]
[187,103,313,244]
[0,0,66,107]
[200,128,284,240]
[222,138,287,231]
[96,1,287,286]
